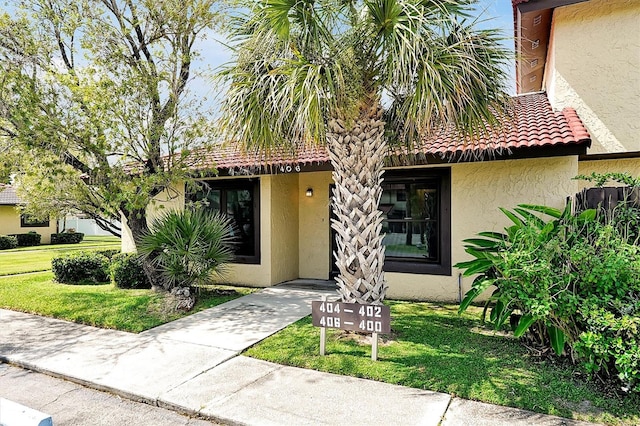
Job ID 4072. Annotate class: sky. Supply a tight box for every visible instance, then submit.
[190,0,517,105]
[1,0,517,106]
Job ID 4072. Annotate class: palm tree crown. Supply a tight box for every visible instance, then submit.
[218,0,511,152]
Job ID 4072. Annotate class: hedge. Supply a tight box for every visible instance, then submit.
[0,235,18,250]
[110,253,151,289]
[51,251,109,284]
[11,232,41,247]
[50,232,84,244]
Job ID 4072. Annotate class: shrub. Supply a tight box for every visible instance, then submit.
[110,253,151,289]
[12,231,41,247]
[457,202,640,393]
[51,251,109,284]
[0,235,18,250]
[95,249,120,260]
[50,232,85,244]
[138,208,235,290]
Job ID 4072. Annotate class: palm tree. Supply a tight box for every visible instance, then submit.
[217,0,511,304]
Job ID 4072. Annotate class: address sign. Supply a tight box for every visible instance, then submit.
[311,301,391,333]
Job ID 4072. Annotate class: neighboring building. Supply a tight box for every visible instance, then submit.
[0,184,57,244]
[514,0,640,182]
[122,0,638,301]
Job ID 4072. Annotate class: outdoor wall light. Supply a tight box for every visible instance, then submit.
[306,188,313,197]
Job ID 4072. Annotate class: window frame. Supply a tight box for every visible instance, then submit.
[20,214,50,228]
[189,179,261,265]
[382,168,451,276]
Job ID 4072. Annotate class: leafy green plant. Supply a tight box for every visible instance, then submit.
[110,253,151,289]
[13,231,41,247]
[457,201,640,393]
[137,208,235,290]
[51,251,109,284]
[0,235,18,250]
[50,232,85,244]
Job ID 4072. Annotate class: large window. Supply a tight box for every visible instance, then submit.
[381,168,451,275]
[20,214,50,228]
[188,179,260,264]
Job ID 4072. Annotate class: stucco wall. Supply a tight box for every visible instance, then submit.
[298,172,333,279]
[269,174,300,284]
[0,205,57,244]
[578,158,640,190]
[385,156,578,301]
[546,0,640,153]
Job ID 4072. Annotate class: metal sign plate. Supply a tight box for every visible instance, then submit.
[311,301,391,333]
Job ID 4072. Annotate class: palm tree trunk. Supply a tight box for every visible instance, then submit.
[327,98,388,304]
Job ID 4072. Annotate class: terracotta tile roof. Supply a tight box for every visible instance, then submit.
[182,144,330,174]
[394,92,591,159]
[187,92,589,171]
[0,185,21,205]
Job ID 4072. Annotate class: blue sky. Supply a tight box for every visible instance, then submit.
[1,0,517,104]
[191,0,517,103]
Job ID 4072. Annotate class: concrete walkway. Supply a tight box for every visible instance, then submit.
[0,286,597,426]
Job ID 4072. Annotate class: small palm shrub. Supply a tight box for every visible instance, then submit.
[457,202,640,393]
[0,235,18,250]
[110,253,151,289]
[52,251,110,284]
[137,208,235,291]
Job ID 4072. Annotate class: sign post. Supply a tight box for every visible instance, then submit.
[311,300,391,361]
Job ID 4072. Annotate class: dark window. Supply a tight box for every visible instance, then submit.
[188,179,260,264]
[20,215,50,228]
[381,168,451,275]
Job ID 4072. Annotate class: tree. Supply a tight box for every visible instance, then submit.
[0,0,219,284]
[217,0,511,304]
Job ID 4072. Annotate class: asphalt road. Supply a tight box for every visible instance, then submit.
[0,363,219,426]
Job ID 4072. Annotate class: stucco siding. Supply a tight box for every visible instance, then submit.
[0,206,57,244]
[269,174,300,284]
[386,157,578,301]
[298,172,333,279]
[546,0,640,152]
[578,158,640,190]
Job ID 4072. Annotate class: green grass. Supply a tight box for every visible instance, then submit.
[244,301,640,426]
[0,272,255,332]
[0,236,121,276]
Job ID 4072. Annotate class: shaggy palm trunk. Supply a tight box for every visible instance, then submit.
[327,99,388,304]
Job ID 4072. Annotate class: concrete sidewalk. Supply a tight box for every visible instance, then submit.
[0,287,597,426]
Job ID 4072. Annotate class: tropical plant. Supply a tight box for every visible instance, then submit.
[137,208,235,292]
[457,202,640,393]
[217,0,511,304]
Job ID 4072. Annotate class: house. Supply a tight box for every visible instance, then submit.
[122,0,638,301]
[0,184,58,244]
[514,0,640,183]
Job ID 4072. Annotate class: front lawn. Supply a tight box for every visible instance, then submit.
[0,236,121,276]
[0,272,255,332]
[244,301,640,426]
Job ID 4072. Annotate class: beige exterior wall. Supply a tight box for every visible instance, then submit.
[578,158,640,190]
[385,156,578,301]
[545,0,640,153]
[269,174,300,284]
[298,172,333,279]
[121,155,588,300]
[0,205,57,244]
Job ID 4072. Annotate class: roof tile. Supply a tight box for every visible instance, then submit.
[180,92,590,172]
